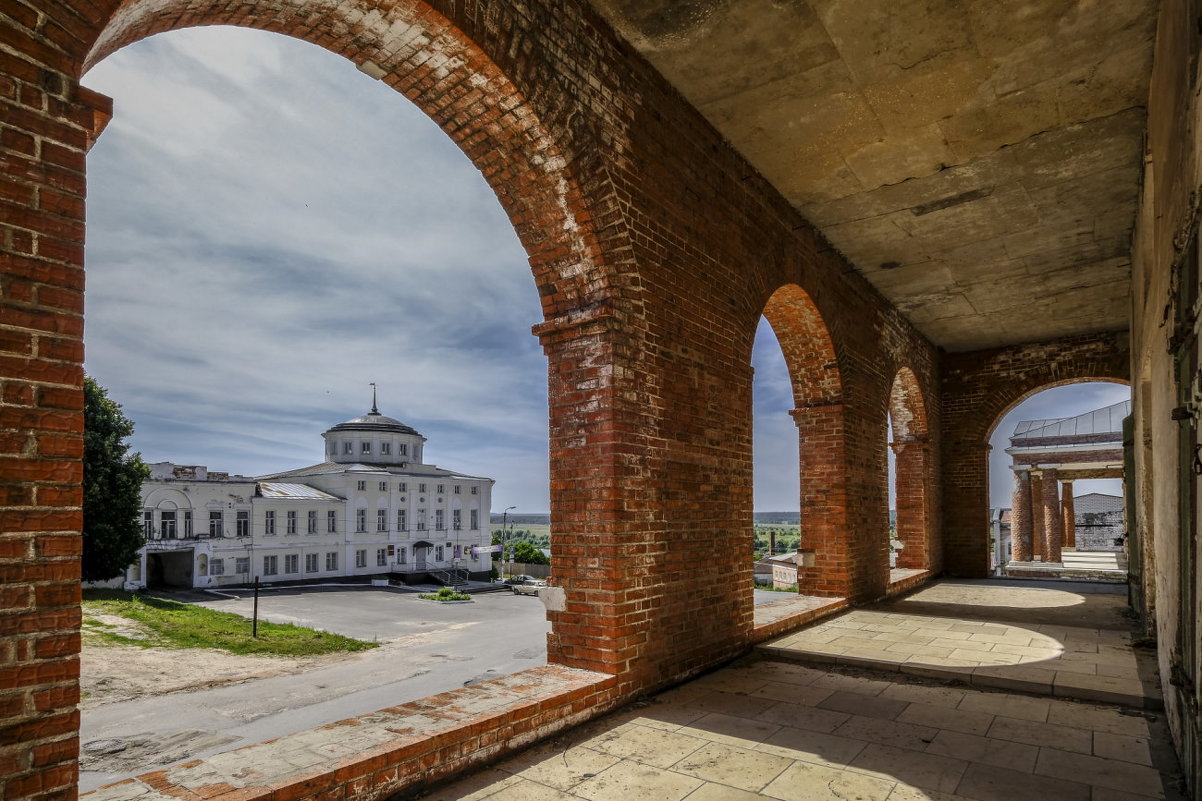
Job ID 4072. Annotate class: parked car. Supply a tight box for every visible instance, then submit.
[503,574,537,585]
[510,577,546,595]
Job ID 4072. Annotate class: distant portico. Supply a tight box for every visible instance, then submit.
[1005,401,1128,566]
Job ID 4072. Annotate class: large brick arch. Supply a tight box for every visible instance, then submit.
[940,332,1130,576]
[889,366,934,571]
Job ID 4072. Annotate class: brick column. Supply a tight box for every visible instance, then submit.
[1029,471,1044,559]
[791,403,853,598]
[1010,470,1033,562]
[1041,469,1063,563]
[1061,482,1076,549]
[892,438,929,569]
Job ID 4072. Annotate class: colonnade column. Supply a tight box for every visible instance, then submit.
[1061,482,1076,549]
[1029,471,1045,559]
[1010,470,1033,562]
[1041,468,1063,563]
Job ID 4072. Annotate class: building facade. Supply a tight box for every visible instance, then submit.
[129,406,494,588]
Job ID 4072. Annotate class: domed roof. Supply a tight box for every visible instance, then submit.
[326,409,421,437]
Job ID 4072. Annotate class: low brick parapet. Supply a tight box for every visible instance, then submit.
[83,665,620,801]
[750,594,848,644]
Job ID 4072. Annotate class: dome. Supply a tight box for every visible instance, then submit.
[326,410,421,437]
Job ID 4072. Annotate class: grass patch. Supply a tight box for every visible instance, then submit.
[81,589,377,656]
[418,587,472,601]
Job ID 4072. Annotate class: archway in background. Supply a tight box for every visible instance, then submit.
[888,367,932,574]
[761,284,846,597]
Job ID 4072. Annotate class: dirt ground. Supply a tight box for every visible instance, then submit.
[80,613,357,708]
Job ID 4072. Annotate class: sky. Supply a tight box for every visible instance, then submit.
[82,26,1129,516]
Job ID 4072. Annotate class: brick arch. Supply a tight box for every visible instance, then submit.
[888,366,933,571]
[983,377,1131,443]
[82,0,614,316]
[940,332,1130,576]
[759,284,850,597]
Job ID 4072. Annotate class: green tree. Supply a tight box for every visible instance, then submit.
[510,539,549,566]
[82,376,150,582]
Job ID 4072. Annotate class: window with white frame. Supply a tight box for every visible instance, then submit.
[376,548,386,567]
[235,557,249,575]
[399,482,407,492]
[326,552,338,571]
[470,509,478,530]
[397,509,406,531]
[209,511,223,538]
[284,554,299,573]
[398,546,406,564]
[377,508,388,531]
[381,442,391,455]
[356,549,367,568]
[308,510,317,534]
[305,553,318,573]
[183,510,193,537]
[417,509,426,530]
[161,510,177,538]
[236,510,249,537]
[361,441,371,454]
[263,555,278,576]
[379,481,388,492]
[265,510,276,535]
[454,485,461,494]
[419,483,426,493]
[356,509,367,533]
[436,545,444,561]
[435,509,445,531]
[437,484,444,494]
[143,510,154,538]
[471,486,477,495]
[286,510,297,535]
[399,443,408,455]
[356,480,366,491]
[210,558,224,576]
[452,509,461,530]
[327,510,337,533]
[343,442,353,454]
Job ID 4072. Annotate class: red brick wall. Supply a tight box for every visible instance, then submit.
[1,0,941,796]
[939,332,1129,577]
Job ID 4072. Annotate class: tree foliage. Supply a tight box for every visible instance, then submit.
[509,539,549,566]
[82,377,150,582]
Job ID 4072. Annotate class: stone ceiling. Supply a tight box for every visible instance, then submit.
[587,0,1158,351]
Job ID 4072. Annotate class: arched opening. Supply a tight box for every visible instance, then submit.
[74,11,605,789]
[888,367,931,579]
[760,284,845,598]
[986,381,1131,578]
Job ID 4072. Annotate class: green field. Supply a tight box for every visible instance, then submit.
[491,523,551,549]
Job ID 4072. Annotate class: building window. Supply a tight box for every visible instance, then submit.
[376,548,387,567]
[437,484,444,494]
[377,481,387,492]
[209,511,223,538]
[210,558,224,576]
[377,509,388,531]
[263,555,278,576]
[356,549,367,568]
[397,509,406,531]
[236,510,249,537]
[471,486,477,495]
[361,441,371,454]
[398,546,406,564]
[356,509,367,533]
[326,552,338,571]
[308,510,317,534]
[381,442,391,455]
[161,510,177,538]
[284,554,299,574]
[235,557,249,575]
[143,510,153,538]
[343,442,353,454]
[399,443,408,455]
[286,510,297,535]
[265,510,276,535]
[452,509,461,530]
[470,509,479,530]
[435,509,445,531]
[305,553,319,573]
[454,485,461,494]
[399,482,407,492]
[183,510,193,537]
[327,510,337,533]
[417,510,426,530]
[419,483,426,493]
[435,545,444,562]
[357,480,366,491]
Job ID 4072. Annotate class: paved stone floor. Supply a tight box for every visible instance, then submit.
[425,579,1182,800]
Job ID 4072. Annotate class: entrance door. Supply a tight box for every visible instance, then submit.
[416,546,427,570]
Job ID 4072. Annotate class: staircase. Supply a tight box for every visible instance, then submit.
[428,567,469,587]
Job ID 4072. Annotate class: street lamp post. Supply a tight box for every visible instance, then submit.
[501,505,516,578]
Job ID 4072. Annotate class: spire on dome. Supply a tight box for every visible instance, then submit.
[370,382,379,415]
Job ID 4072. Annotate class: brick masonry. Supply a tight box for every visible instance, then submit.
[0,0,1008,798]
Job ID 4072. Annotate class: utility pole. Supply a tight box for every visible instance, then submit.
[501,505,516,577]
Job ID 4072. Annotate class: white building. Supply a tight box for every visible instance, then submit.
[128,404,495,589]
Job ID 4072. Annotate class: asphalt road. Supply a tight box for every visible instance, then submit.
[79,587,551,792]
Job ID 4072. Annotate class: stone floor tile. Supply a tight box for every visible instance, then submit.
[1093,731,1154,766]
[838,652,905,671]
[1097,661,1142,679]
[670,741,792,792]
[879,683,966,709]
[1045,702,1154,737]
[956,691,1049,722]
[755,700,851,733]
[1034,748,1168,797]
[689,673,772,695]
[760,759,896,801]
[690,691,779,719]
[970,665,1057,695]
[1052,672,1151,707]
[990,642,1056,658]
[754,725,867,767]
[896,702,994,736]
[748,681,835,707]
[619,705,709,733]
[1091,788,1171,801]
[588,724,707,768]
[571,760,703,801]
[885,643,956,659]
[923,730,1039,773]
[810,672,894,696]
[817,691,910,721]
[885,786,974,801]
[986,715,1093,754]
[496,744,623,791]
[953,762,1091,801]
[749,662,828,686]
[870,631,938,645]
[481,778,580,801]
[846,743,970,795]
[900,658,981,678]
[832,635,895,652]
[683,712,782,746]
[420,769,523,800]
[679,781,766,801]
[913,628,974,641]
[1049,659,1101,676]
[831,713,940,752]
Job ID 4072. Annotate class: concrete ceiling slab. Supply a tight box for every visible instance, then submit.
[588,0,1157,351]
